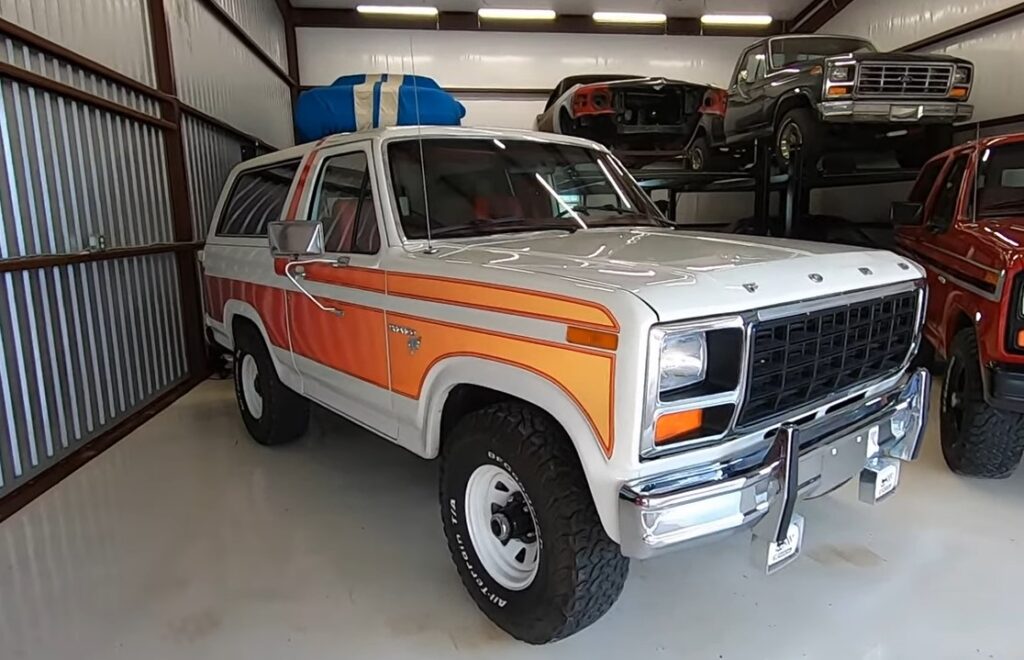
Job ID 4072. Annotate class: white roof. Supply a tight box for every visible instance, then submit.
[238,125,607,169]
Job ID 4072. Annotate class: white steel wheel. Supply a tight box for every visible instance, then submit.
[464,464,541,591]
[240,353,263,420]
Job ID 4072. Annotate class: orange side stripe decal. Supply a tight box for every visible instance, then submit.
[387,271,619,331]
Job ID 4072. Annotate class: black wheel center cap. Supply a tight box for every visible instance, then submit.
[489,492,536,544]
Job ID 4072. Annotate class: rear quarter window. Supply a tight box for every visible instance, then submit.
[216,160,302,237]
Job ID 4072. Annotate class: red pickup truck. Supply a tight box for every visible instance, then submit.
[893,134,1024,478]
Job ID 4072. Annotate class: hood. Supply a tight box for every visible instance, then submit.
[849,52,970,65]
[428,228,923,321]
[603,77,711,91]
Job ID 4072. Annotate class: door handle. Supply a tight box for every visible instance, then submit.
[284,257,348,316]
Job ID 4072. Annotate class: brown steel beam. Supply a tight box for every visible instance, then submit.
[0,242,204,274]
[0,17,171,103]
[146,0,208,381]
[898,1,1024,51]
[789,0,857,33]
[180,102,279,152]
[0,374,204,524]
[195,0,297,89]
[0,60,173,130]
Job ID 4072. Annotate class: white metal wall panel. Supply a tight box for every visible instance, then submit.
[169,0,294,148]
[0,76,172,258]
[213,0,288,71]
[0,0,156,87]
[925,14,1024,124]
[297,27,755,90]
[0,254,186,496]
[182,113,252,240]
[821,0,1019,50]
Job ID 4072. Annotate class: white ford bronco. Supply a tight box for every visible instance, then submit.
[202,125,930,643]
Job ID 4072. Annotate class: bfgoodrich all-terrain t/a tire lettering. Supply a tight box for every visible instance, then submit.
[233,323,310,446]
[440,402,629,644]
[940,328,1024,478]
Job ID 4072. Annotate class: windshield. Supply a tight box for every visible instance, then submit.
[769,37,875,68]
[976,141,1024,218]
[387,137,665,240]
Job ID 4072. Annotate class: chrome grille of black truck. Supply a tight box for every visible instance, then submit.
[855,63,953,96]
[736,290,919,428]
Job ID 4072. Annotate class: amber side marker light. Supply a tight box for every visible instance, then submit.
[566,326,619,350]
[1016,329,1024,348]
[655,409,704,445]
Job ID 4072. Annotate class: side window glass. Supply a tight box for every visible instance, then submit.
[216,161,300,236]
[738,49,765,84]
[909,158,944,204]
[312,152,380,254]
[930,155,969,231]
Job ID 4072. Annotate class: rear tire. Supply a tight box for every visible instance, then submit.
[689,134,710,171]
[233,323,309,446]
[940,328,1024,478]
[440,402,629,644]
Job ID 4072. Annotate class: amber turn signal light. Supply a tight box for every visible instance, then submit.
[950,87,969,99]
[566,326,619,351]
[655,409,704,445]
[826,86,851,97]
[1016,329,1024,348]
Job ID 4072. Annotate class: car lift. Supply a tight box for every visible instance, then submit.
[630,140,921,245]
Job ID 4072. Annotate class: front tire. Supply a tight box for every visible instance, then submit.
[940,328,1024,478]
[440,402,629,644]
[233,323,310,446]
[774,107,823,172]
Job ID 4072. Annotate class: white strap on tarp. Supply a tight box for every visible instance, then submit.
[376,74,404,127]
[352,74,382,131]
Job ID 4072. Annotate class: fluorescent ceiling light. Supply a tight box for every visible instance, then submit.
[478,8,556,20]
[356,5,439,16]
[700,13,773,25]
[592,11,667,24]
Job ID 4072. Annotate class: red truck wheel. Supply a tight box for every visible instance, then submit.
[941,328,1024,478]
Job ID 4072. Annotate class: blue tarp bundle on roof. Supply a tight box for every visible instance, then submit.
[295,73,465,142]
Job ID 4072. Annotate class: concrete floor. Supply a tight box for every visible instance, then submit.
[1,379,1022,660]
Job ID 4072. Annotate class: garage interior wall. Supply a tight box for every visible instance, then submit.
[296,27,759,128]
[0,0,294,506]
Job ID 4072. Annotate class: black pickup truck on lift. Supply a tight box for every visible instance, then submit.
[688,34,975,172]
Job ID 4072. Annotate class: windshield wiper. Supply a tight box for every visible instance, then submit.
[428,218,579,237]
[558,203,635,217]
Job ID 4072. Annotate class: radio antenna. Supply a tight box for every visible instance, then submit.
[408,35,435,254]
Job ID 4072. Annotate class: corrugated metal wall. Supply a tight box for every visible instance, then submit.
[182,113,250,241]
[0,255,186,491]
[0,73,172,258]
[169,0,293,148]
[0,0,156,86]
[214,0,288,71]
[0,0,294,502]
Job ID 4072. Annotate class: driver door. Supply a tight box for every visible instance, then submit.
[284,142,396,437]
[726,45,769,141]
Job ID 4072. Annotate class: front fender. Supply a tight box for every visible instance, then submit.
[416,355,624,543]
[772,88,818,127]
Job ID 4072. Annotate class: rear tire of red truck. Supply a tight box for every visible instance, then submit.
[940,328,1024,478]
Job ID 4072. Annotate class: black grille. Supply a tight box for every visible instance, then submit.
[855,63,953,97]
[737,291,919,428]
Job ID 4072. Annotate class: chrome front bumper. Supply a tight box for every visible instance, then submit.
[818,100,973,124]
[618,368,930,563]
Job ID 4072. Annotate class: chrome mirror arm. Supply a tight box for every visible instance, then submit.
[283,257,350,316]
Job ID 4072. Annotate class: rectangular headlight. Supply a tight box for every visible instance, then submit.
[659,332,706,395]
[828,65,852,82]
[954,66,971,85]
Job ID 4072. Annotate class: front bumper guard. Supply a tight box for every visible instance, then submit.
[818,100,973,124]
[618,368,930,565]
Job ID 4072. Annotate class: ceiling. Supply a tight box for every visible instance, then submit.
[289,0,814,21]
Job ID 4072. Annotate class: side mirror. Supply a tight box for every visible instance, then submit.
[268,221,325,257]
[890,202,923,226]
